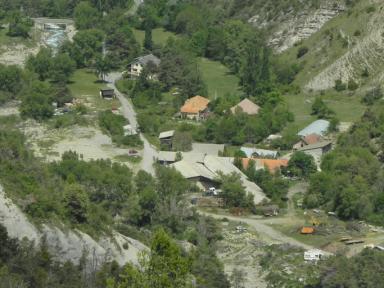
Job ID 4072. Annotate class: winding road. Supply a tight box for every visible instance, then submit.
[106,72,158,175]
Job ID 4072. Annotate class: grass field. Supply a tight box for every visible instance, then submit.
[68,69,120,111]
[285,91,365,131]
[198,58,242,99]
[134,28,241,99]
[0,27,38,49]
[133,28,177,47]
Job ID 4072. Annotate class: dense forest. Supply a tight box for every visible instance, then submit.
[305,97,384,225]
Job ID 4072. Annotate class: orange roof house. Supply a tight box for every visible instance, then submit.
[241,158,288,173]
[230,98,260,115]
[301,226,315,234]
[180,96,210,120]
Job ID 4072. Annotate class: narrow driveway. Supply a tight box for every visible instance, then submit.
[106,72,158,175]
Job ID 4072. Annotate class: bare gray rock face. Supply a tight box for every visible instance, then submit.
[0,185,147,267]
[249,1,345,53]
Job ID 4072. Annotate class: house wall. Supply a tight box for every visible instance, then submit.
[293,140,305,150]
[181,111,209,121]
[160,138,173,149]
[322,144,332,154]
[182,112,199,120]
[130,63,143,77]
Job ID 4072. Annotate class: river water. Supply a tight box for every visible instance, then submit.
[44,24,67,52]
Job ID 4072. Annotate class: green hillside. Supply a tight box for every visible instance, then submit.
[277,1,384,129]
[198,57,242,99]
[279,1,382,88]
[133,28,177,47]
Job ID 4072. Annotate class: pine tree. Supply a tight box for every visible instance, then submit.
[240,37,262,97]
[144,21,153,51]
[240,35,272,101]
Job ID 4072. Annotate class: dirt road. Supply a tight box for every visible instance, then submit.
[203,211,315,251]
[106,72,158,175]
[286,181,308,217]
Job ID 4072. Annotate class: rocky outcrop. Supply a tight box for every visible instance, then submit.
[0,185,147,267]
[306,6,384,91]
[249,1,345,52]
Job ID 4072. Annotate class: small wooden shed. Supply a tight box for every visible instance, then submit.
[100,88,115,99]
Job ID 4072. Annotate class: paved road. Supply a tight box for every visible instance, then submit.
[106,73,158,175]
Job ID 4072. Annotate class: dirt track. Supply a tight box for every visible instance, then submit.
[106,72,158,175]
[204,211,315,251]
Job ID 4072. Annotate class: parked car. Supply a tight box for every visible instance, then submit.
[204,187,222,197]
[128,149,139,157]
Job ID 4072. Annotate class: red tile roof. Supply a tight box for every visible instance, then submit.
[180,96,210,114]
[303,133,321,145]
[241,158,288,173]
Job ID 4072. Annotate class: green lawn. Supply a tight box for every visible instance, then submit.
[68,69,120,111]
[198,58,242,99]
[133,28,241,99]
[0,27,38,49]
[285,91,365,132]
[133,28,177,47]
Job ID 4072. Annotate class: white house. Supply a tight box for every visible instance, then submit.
[128,54,161,78]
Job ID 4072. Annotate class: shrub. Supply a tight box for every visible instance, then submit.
[311,97,335,119]
[98,110,125,137]
[366,6,376,13]
[297,46,309,58]
[334,79,346,91]
[362,86,383,105]
[116,134,143,148]
[52,113,87,129]
[284,152,317,178]
[328,117,340,132]
[341,38,348,48]
[347,79,359,91]
[98,110,143,147]
[20,81,54,120]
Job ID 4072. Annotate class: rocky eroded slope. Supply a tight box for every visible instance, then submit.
[0,184,147,267]
[248,0,345,52]
[306,2,384,91]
